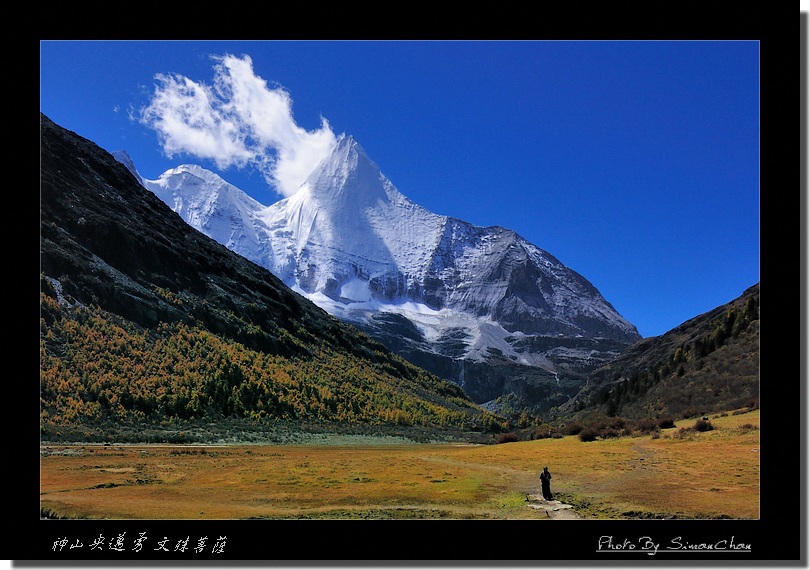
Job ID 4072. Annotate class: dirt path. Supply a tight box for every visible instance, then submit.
[526,493,582,519]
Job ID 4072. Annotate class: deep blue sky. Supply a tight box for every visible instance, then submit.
[40,40,760,338]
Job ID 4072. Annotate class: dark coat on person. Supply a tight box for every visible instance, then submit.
[540,467,553,500]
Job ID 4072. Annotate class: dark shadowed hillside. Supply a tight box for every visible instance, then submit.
[39,113,504,443]
[557,283,759,422]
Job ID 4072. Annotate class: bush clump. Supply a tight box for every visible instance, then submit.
[632,418,660,435]
[675,418,716,438]
[593,416,630,439]
[656,417,676,429]
[694,418,714,432]
[496,432,519,444]
[578,427,598,442]
[532,423,558,440]
[564,421,584,436]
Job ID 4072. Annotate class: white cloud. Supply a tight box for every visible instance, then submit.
[139,54,338,197]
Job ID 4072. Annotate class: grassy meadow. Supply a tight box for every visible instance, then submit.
[40,409,759,520]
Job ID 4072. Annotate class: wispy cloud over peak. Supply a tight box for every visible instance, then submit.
[138,53,338,197]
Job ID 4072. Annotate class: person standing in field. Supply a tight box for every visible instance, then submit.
[539,466,553,500]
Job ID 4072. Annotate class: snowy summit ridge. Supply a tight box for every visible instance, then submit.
[132,133,641,406]
[261,135,446,304]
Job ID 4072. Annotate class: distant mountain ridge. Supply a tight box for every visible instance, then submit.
[129,134,641,413]
[41,113,760,434]
[562,282,760,421]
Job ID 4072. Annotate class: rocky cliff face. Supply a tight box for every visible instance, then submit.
[136,134,641,413]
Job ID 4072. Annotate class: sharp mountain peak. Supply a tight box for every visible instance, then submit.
[128,127,641,412]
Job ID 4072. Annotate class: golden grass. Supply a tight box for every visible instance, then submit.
[40,409,759,520]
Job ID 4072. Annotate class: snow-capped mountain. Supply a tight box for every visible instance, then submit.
[130,135,642,411]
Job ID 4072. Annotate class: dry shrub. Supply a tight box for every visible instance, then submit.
[694,418,714,432]
[656,417,676,429]
[496,432,519,444]
[632,418,659,435]
[578,427,598,442]
[532,423,558,440]
[594,417,630,439]
[564,421,584,436]
[675,427,693,439]
[676,418,715,438]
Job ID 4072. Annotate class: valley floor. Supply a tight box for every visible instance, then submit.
[40,409,759,521]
